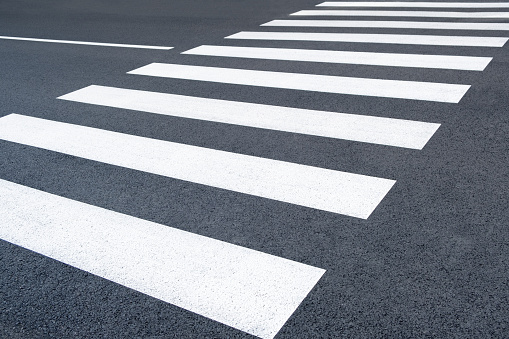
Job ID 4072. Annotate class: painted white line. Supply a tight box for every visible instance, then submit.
[262,19,509,31]
[0,179,325,339]
[59,85,440,149]
[292,10,509,18]
[226,31,507,47]
[0,35,173,50]
[183,44,491,71]
[128,63,470,103]
[0,114,396,218]
[317,2,509,8]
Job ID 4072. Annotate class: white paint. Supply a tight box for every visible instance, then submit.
[58,85,440,149]
[128,63,469,103]
[0,179,325,339]
[0,114,396,218]
[262,20,509,31]
[183,44,491,71]
[0,35,173,50]
[226,31,507,47]
[292,10,509,18]
[317,2,509,8]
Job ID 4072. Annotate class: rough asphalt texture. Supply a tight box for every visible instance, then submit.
[1,0,508,338]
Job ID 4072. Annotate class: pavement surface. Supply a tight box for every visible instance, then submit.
[1,0,508,338]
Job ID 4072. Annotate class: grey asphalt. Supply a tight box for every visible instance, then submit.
[1,0,508,338]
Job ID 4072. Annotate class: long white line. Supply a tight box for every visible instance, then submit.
[183,44,491,71]
[0,35,173,50]
[226,31,507,47]
[0,179,325,339]
[128,63,470,103]
[0,114,396,218]
[262,19,509,31]
[292,10,509,18]
[317,2,509,8]
[58,85,440,150]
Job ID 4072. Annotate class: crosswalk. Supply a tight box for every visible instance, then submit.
[59,85,439,149]
[183,45,492,70]
[127,63,470,102]
[291,9,509,18]
[0,114,396,218]
[2,1,508,338]
[317,2,509,8]
[262,19,509,30]
[0,179,325,339]
[226,31,508,47]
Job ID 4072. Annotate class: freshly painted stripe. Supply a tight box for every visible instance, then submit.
[0,114,396,218]
[226,31,507,47]
[317,2,509,8]
[0,179,325,339]
[0,35,173,50]
[182,44,491,71]
[128,63,470,103]
[262,19,509,31]
[291,10,509,18]
[58,85,440,149]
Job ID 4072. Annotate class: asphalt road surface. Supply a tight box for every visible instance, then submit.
[1,1,508,338]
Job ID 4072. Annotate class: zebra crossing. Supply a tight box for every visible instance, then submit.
[226,31,508,46]
[317,2,509,7]
[0,179,325,339]
[0,114,395,218]
[59,85,439,149]
[127,63,469,102]
[262,19,509,30]
[182,45,492,70]
[1,1,508,338]
[291,9,509,18]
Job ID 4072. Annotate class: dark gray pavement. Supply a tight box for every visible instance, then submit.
[1,0,508,338]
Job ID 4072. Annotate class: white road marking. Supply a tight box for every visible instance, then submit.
[226,31,508,47]
[0,114,396,218]
[317,2,509,8]
[59,85,440,149]
[292,10,509,18]
[0,179,325,339]
[128,63,470,103]
[183,44,491,71]
[262,20,509,31]
[0,35,173,50]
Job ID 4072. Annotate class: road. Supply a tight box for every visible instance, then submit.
[1,0,508,338]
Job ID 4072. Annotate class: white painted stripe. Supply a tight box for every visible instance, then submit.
[0,35,173,50]
[318,2,509,8]
[183,44,491,71]
[262,19,509,31]
[0,179,325,339]
[0,114,396,218]
[58,85,440,149]
[128,63,470,103]
[226,31,507,47]
[292,10,509,18]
